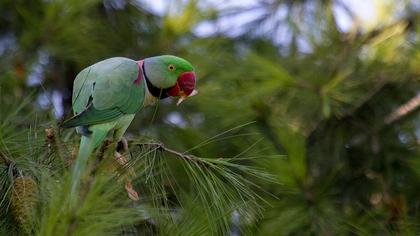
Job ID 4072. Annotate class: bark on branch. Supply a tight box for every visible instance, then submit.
[135,142,195,161]
[384,94,420,125]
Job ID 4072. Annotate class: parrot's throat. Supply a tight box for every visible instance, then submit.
[141,61,169,99]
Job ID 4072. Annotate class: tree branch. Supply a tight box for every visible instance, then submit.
[384,93,420,125]
[135,142,196,162]
[0,152,12,165]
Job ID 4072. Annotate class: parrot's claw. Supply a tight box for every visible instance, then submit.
[121,137,129,153]
[116,137,129,154]
[114,151,126,165]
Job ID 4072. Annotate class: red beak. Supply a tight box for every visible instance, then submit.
[167,71,196,97]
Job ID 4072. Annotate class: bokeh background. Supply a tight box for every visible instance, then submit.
[1,0,420,235]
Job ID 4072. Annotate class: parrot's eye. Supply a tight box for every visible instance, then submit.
[168,64,175,71]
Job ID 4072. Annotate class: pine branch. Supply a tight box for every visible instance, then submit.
[139,142,195,162]
[0,152,12,166]
[384,93,420,125]
[126,138,275,234]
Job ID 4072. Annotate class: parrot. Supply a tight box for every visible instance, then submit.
[60,55,197,203]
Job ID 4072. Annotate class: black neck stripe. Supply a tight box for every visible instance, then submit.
[142,62,169,99]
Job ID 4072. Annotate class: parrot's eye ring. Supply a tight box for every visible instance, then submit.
[168,64,175,71]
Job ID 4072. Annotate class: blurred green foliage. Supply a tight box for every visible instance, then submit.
[0,0,419,235]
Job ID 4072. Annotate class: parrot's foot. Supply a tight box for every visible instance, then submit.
[117,137,129,154]
[105,139,113,146]
[125,181,140,201]
[97,139,113,159]
[114,151,125,165]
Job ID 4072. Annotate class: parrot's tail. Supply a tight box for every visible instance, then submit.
[69,129,108,208]
[69,135,93,207]
[70,136,92,194]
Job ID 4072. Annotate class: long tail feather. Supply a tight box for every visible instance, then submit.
[69,135,94,207]
[69,128,108,208]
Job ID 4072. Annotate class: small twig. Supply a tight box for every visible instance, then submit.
[0,152,12,165]
[139,142,195,161]
[0,152,19,177]
[384,93,420,125]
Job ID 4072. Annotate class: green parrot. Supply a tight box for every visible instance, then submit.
[61,55,197,201]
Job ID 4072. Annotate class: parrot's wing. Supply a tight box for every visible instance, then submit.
[61,57,145,128]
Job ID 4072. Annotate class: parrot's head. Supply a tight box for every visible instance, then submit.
[143,55,197,105]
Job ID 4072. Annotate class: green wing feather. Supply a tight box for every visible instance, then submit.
[61,57,145,128]
[60,105,123,128]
